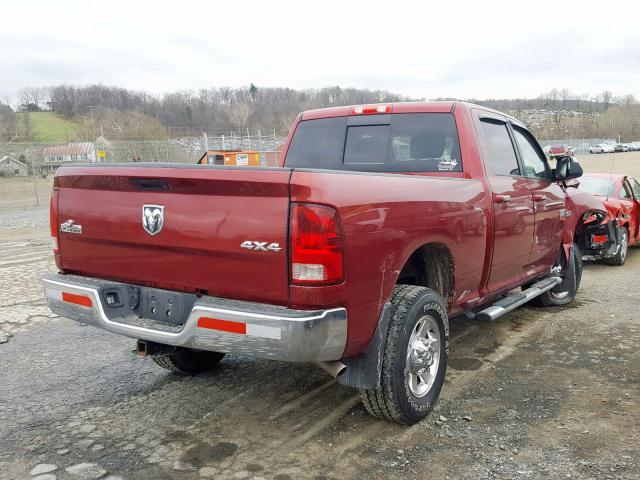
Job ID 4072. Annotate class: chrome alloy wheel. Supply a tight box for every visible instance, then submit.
[549,260,569,299]
[405,315,441,398]
[550,289,570,300]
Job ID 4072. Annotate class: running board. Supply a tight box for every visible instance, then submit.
[474,277,562,322]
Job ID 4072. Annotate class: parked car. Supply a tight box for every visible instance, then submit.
[44,101,608,425]
[576,173,640,265]
[589,144,615,154]
[547,144,575,158]
[629,142,640,151]
[614,144,629,152]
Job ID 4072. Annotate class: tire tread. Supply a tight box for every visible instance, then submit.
[359,285,448,424]
[152,349,224,375]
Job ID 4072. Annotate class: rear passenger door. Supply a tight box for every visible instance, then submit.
[510,125,565,269]
[476,114,535,293]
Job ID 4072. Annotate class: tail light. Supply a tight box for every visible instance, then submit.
[290,203,344,285]
[50,189,59,253]
[50,188,62,270]
[592,234,609,244]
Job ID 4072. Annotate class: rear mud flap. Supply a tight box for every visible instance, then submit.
[338,303,392,390]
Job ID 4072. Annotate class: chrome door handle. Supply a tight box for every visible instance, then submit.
[495,194,511,203]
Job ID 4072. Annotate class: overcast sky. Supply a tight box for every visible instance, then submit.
[1,0,639,103]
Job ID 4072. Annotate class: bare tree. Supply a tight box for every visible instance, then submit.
[19,87,45,111]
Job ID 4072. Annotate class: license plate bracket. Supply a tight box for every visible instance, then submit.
[138,288,185,324]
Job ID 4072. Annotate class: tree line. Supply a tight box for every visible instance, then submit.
[3,85,640,142]
[20,84,408,137]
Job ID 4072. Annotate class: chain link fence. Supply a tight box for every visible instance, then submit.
[538,138,617,154]
[0,133,286,209]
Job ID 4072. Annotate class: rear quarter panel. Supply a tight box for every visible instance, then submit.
[289,170,487,355]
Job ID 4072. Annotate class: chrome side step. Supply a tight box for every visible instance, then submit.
[474,276,562,322]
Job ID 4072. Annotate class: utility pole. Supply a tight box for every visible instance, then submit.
[28,142,39,206]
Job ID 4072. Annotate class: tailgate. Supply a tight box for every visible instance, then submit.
[55,165,292,305]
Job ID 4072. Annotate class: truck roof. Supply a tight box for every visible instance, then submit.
[300,101,522,125]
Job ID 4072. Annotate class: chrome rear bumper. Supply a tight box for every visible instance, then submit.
[43,273,347,362]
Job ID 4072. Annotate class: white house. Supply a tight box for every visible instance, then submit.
[42,142,96,164]
[0,155,29,177]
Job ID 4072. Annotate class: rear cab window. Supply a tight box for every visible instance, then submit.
[285,113,462,173]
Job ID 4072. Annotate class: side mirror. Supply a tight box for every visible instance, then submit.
[555,156,583,181]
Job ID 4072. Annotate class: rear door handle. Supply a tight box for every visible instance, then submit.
[495,194,511,203]
[533,194,547,202]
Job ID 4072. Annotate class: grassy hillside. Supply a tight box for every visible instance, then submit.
[26,112,79,143]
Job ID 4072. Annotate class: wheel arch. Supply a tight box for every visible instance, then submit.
[395,242,455,310]
[338,241,455,391]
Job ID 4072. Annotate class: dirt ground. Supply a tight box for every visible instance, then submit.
[0,152,639,480]
[0,177,54,210]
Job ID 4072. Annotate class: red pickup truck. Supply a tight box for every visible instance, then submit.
[44,102,606,424]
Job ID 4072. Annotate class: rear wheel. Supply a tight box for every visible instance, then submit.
[152,348,225,375]
[605,228,628,266]
[359,285,449,425]
[535,246,582,306]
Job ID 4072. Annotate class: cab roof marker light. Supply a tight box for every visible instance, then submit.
[351,104,392,115]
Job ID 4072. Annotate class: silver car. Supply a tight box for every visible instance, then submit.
[589,144,615,154]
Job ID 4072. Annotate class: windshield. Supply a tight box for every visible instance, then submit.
[578,176,615,197]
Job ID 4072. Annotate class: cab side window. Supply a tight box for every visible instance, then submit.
[480,119,520,176]
[631,178,640,199]
[621,181,633,200]
[512,127,549,179]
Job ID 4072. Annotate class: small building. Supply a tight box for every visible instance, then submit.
[0,155,29,177]
[198,150,262,167]
[198,150,232,165]
[42,143,97,165]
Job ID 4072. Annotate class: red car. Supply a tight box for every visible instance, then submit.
[44,102,607,424]
[576,173,640,265]
[547,144,576,159]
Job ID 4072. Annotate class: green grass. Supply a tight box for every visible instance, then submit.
[26,112,80,143]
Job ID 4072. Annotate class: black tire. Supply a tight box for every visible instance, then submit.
[152,348,225,375]
[535,246,582,306]
[605,228,628,266]
[359,285,449,425]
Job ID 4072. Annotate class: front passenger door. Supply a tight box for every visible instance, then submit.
[511,125,566,269]
[477,116,535,293]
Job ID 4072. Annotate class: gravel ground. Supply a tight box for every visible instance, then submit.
[1,152,639,480]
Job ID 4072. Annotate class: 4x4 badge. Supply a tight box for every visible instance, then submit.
[142,205,164,235]
[60,219,82,234]
[240,240,282,252]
